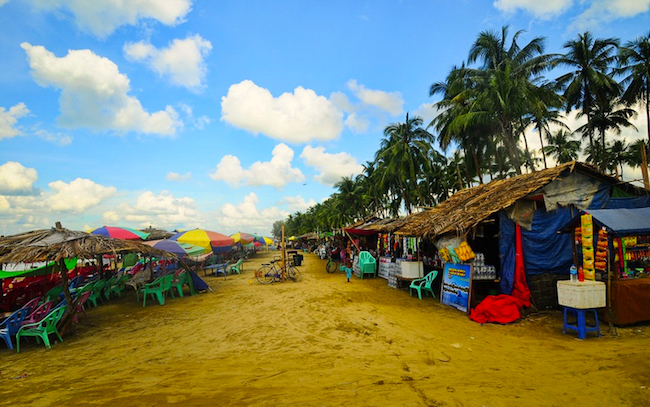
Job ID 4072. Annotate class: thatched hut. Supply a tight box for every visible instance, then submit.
[0,224,172,330]
[394,161,649,309]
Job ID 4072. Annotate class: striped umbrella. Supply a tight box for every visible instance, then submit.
[91,226,150,240]
[170,229,234,253]
[144,240,207,257]
[230,232,255,245]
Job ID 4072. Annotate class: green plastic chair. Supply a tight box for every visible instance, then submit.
[228,259,244,274]
[358,251,377,279]
[105,274,128,299]
[87,280,106,307]
[43,285,64,303]
[409,270,439,300]
[170,271,188,298]
[138,274,173,306]
[16,307,66,353]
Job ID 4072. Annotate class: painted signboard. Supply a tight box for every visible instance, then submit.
[440,263,472,313]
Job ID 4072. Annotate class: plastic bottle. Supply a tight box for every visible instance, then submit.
[570,265,578,282]
[578,266,584,282]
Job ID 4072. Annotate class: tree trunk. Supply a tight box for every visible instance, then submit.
[472,149,483,184]
[538,125,548,169]
[522,130,536,172]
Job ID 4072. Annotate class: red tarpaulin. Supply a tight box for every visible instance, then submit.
[470,224,531,324]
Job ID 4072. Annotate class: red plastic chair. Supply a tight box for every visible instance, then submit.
[73,291,92,323]
[20,297,42,315]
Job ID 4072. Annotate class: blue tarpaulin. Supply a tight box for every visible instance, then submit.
[572,207,650,236]
[499,189,650,294]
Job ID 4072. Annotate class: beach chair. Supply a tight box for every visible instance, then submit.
[409,270,439,300]
[43,284,64,303]
[170,270,188,298]
[137,274,173,307]
[72,291,92,323]
[204,260,229,277]
[19,297,42,316]
[104,274,128,300]
[0,308,29,350]
[16,307,66,353]
[125,268,151,291]
[228,258,244,274]
[87,280,107,308]
[358,251,377,279]
[22,300,55,327]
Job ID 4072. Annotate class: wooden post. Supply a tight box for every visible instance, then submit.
[641,141,650,190]
[57,258,77,334]
[281,225,286,283]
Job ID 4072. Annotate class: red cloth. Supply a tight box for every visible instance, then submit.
[470,224,531,324]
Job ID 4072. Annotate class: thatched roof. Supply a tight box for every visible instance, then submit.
[395,161,648,238]
[0,227,172,264]
[345,216,406,234]
[141,227,174,241]
[298,232,319,240]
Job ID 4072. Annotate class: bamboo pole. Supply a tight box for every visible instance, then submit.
[281,225,286,283]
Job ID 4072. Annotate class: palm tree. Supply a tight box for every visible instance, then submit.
[556,32,620,153]
[616,32,650,145]
[452,27,556,175]
[375,113,435,214]
[575,96,637,169]
[543,129,581,163]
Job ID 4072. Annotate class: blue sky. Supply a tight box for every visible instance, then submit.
[1,0,649,236]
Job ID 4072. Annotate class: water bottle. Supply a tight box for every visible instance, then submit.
[570,265,578,282]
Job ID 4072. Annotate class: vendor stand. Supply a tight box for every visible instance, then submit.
[562,207,650,325]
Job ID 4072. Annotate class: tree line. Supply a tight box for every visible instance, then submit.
[278,27,650,238]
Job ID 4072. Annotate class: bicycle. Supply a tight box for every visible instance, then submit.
[325,251,340,273]
[256,260,302,284]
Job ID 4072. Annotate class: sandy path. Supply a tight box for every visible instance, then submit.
[0,251,648,406]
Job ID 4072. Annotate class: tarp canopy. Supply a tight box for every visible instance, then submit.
[560,207,650,237]
[0,258,77,280]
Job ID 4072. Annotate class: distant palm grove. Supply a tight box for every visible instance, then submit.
[279,27,650,237]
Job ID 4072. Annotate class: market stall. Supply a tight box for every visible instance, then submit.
[562,207,650,325]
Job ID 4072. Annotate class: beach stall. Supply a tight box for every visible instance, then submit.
[393,161,650,316]
[561,208,650,325]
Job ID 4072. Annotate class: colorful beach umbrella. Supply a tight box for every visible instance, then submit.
[144,240,206,257]
[91,226,150,240]
[255,236,274,245]
[170,229,234,253]
[230,232,255,245]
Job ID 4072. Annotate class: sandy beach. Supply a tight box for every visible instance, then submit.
[1,251,648,407]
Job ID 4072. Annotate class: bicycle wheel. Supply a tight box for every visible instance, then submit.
[326,259,337,273]
[287,266,302,282]
[256,265,274,285]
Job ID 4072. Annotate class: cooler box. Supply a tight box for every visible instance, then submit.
[557,280,606,309]
[400,261,423,279]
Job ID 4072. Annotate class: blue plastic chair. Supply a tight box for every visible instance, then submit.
[0,308,29,350]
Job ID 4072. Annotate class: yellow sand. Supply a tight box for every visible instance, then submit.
[1,252,648,406]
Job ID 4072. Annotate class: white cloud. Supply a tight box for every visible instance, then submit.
[34,129,73,146]
[47,178,116,213]
[0,103,29,140]
[103,190,201,230]
[572,0,650,29]
[124,34,212,91]
[166,172,192,181]
[0,162,38,195]
[216,192,288,234]
[25,0,192,38]
[493,0,573,17]
[281,195,317,212]
[221,80,344,143]
[300,146,363,185]
[178,103,210,129]
[346,80,403,116]
[344,113,370,133]
[21,43,181,136]
[413,102,445,130]
[210,143,305,188]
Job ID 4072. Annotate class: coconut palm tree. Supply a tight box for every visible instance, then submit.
[543,129,581,163]
[556,32,620,152]
[616,32,650,145]
[375,113,435,214]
